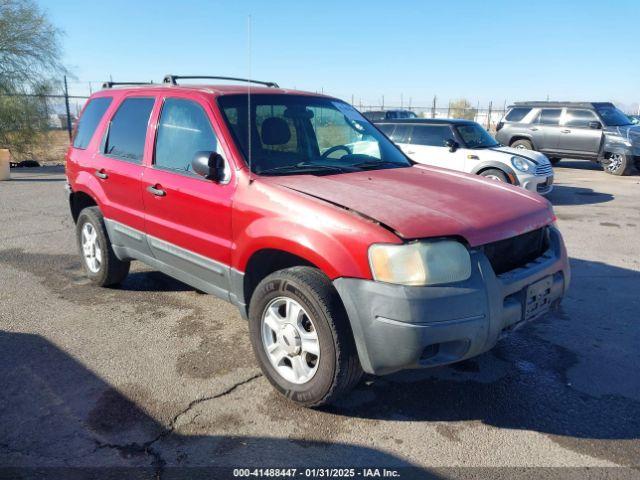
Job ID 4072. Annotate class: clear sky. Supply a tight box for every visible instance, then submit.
[40,0,640,110]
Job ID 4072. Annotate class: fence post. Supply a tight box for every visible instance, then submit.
[432,95,437,119]
[486,101,492,131]
[64,75,72,141]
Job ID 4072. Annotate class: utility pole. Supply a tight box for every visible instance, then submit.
[487,101,493,131]
[63,75,72,141]
[431,95,437,118]
[382,95,385,110]
[401,93,403,109]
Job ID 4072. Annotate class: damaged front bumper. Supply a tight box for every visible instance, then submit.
[334,227,570,375]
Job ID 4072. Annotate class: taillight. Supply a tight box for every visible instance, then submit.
[496,121,504,131]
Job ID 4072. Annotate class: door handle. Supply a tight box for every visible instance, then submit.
[405,150,416,155]
[561,129,571,134]
[147,185,166,197]
[530,127,538,131]
[95,169,108,180]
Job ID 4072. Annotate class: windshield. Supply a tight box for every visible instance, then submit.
[217,94,411,175]
[596,105,633,126]
[455,123,499,149]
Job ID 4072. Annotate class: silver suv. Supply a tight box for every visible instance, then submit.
[496,102,640,176]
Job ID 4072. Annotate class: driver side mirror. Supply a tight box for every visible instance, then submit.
[588,121,602,129]
[445,139,459,152]
[192,151,225,182]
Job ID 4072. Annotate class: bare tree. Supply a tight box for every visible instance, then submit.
[0,0,65,153]
[449,98,477,120]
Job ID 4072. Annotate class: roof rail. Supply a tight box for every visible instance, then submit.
[163,75,279,88]
[102,81,154,89]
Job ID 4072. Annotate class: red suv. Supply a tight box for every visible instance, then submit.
[66,75,570,406]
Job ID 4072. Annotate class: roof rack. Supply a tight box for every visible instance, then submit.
[102,81,154,89]
[163,75,279,88]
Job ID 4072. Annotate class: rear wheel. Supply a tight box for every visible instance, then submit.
[76,207,130,286]
[511,139,533,151]
[248,266,362,407]
[603,152,633,176]
[479,168,510,183]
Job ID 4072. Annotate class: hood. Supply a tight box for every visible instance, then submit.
[262,165,554,247]
[605,124,640,145]
[489,146,550,164]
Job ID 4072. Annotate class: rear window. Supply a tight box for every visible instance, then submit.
[104,97,155,163]
[73,97,112,149]
[410,125,452,146]
[537,109,562,126]
[505,107,531,122]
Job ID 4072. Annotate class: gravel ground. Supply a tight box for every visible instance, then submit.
[0,162,638,479]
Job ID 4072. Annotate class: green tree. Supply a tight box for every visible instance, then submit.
[449,98,477,120]
[0,0,65,154]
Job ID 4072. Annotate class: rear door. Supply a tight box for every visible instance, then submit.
[142,95,235,299]
[407,124,464,170]
[558,108,603,157]
[93,96,156,249]
[533,108,563,152]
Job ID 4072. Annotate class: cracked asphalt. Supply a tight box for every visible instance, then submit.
[0,162,639,478]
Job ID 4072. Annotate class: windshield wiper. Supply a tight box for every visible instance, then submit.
[257,162,348,176]
[350,159,405,170]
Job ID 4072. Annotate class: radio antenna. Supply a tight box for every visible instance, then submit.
[247,14,252,180]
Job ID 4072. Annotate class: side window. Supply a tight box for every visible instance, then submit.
[536,109,562,126]
[411,125,452,146]
[377,124,395,136]
[564,109,598,128]
[389,124,411,143]
[505,107,531,122]
[155,98,222,172]
[104,97,155,163]
[256,105,298,153]
[73,97,112,149]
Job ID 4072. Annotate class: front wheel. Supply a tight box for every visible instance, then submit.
[479,168,510,183]
[603,153,633,176]
[248,267,362,407]
[549,157,561,165]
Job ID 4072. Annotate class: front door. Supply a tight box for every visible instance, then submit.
[558,108,603,158]
[407,124,465,171]
[142,96,235,299]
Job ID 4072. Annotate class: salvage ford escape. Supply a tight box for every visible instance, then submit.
[66,75,570,406]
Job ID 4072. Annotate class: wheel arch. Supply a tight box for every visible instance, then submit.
[471,161,520,185]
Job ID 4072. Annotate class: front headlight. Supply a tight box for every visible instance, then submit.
[368,240,472,286]
[511,156,534,172]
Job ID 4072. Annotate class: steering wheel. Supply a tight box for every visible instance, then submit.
[321,145,351,159]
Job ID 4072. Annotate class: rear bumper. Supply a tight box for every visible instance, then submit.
[334,227,570,375]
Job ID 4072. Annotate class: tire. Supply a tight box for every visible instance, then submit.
[635,159,640,173]
[549,157,561,165]
[510,139,533,150]
[603,152,633,176]
[76,207,130,287]
[479,168,510,183]
[248,266,363,407]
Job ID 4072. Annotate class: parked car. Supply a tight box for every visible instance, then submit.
[363,110,417,121]
[376,119,554,195]
[496,101,640,176]
[66,76,570,406]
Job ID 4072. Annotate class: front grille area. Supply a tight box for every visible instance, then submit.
[534,163,553,176]
[483,228,549,275]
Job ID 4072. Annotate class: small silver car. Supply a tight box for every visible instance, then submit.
[377,119,554,195]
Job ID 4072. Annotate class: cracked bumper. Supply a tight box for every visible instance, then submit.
[334,227,570,375]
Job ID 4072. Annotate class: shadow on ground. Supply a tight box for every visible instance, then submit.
[546,185,614,206]
[0,330,432,479]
